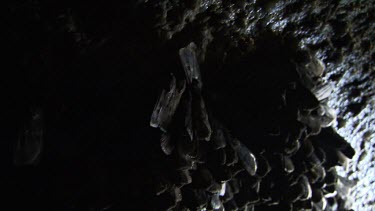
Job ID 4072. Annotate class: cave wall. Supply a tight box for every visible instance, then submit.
[3,0,374,210]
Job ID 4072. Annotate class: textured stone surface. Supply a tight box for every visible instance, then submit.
[143,0,375,209]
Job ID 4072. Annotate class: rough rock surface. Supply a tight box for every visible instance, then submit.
[145,1,375,209]
[3,0,374,210]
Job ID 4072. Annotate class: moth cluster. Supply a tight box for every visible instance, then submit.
[150,43,354,211]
